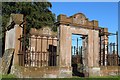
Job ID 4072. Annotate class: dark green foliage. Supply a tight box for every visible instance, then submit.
[1,2,57,55]
[2,2,56,33]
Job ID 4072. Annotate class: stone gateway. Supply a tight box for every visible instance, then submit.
[2,13,119,78]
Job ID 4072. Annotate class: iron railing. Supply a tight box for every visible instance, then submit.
[18,34,58,67]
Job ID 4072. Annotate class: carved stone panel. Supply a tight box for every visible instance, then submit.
[73,13,86,25]
[42,27,51,35]
[57,13,99,29]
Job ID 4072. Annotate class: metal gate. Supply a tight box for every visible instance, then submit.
[99,31,119,66]
[71,36,88,77]
[18,34,58,67]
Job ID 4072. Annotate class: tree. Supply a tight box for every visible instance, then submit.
[2,2,56,33]
[1,2,56,55]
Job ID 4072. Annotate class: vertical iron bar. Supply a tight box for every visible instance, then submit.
[77,38,78,55]
[113,43,115,54]
[81,46,83,65]
[116,31,119,65]
[107,40,109,66]
[79,46,80,55]
[35,36,37,66]
[111,43,113,66]
[74,46,75,56]
[100,36,101,66]
[42,38,45,66]
[103,41,105,66]
[110,43,112,54]
[38,37,39,67]
[23,16,26,66]
[113,43,115,65]
[113,42,115,66]
[52,37,54,66]
[47,36,48,66]
[29,36,31,66]
[41,37,43,66]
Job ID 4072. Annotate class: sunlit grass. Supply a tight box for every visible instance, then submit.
[0,74,16,78]
[0,74,119,80]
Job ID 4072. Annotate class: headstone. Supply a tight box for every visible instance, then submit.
[0,49,14,74]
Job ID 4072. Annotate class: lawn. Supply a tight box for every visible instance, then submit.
[0,74,16,79]
[0,74,120,80]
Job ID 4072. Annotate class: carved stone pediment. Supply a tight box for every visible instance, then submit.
[30,27,57,37]
[72,13,86,25]
[57,13,99,29]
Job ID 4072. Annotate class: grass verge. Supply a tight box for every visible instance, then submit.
[0,74,16,78]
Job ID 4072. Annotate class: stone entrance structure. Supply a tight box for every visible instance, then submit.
[2,13,119,78]
[57,13,100,76]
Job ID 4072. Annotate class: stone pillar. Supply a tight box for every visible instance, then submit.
[5,14,23,65]
[101,28,108,66]
[88,29,99,67]
[104,35,108,66]
[82,36,88,67]
[14,25,23,65]
[88,30,100,76]
[82,38,85,66]
[58,25,72,78]
[58,25,71,67]
[88,30,94,67]
[93,30,99,67]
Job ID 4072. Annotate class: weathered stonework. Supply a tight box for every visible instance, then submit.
[11,66,72,78]
[5,14,23,66]
[30,27,57,37]
[4,13,119,78]
[57,13,100,76]
[57,13,99,29]
[100,28,109,66]
[100,66,120,76]
[0,49,14,74]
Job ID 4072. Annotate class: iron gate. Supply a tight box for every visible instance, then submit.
[99,31,119,66]
[18,34,59,67]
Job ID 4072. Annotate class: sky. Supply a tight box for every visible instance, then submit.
[51,2,118,42]
[49,0,120,2]
[50,2,119,54]
[51,2,118,33]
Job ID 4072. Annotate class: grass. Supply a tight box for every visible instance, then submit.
[89,76,119,78]
[0,74,16,78]
[0,74,120,80]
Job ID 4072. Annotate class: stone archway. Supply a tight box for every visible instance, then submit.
[57,13,100,76]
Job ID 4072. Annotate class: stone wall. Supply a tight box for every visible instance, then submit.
[100,66,120,76]
[11,66,72,78]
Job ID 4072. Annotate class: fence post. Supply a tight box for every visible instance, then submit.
[116,31,119,65]
[22,16,27,66]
